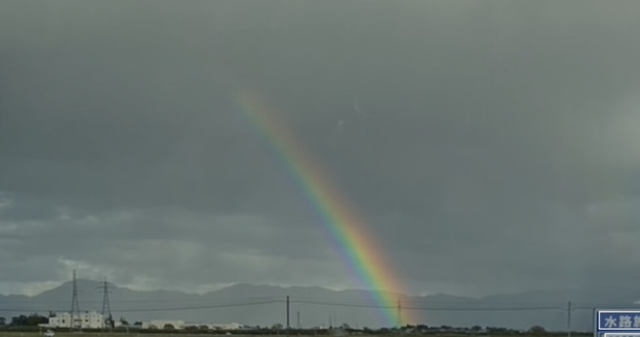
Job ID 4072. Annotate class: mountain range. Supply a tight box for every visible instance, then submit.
[1,280,638,331]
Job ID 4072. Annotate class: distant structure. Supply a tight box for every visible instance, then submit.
[70,270,81,331]
[42,311,106,329]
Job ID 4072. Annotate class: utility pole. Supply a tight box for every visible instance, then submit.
[70,270,81,332]
[297,311,300,329]
[567,301,572,337]
[286,296,290,336]
[397,298,402,328]
[101,278,113,332]
[592,307,597,335]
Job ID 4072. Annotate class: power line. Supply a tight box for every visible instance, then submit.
[112,299,284,313]
[1,295,635,315]
[403,306,566,312]
[290,299,567,312]
[0,299,285,313]
[3,290,636,309]
[0,308,70,312]
[0,301,284,313]
[0,296,282,305]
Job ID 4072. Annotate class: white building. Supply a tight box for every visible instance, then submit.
[41,311,106,329]
[181,322,245,331]
[139,320,243,331]
[208,323,244,330]
[142,320,186,330]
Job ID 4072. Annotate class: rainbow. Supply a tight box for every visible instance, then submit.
[233,87,413,327]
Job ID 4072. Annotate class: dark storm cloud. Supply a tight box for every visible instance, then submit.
[2,0,640,296]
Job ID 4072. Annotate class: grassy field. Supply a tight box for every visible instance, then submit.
[0,333,593,337]
[0,334,345,337]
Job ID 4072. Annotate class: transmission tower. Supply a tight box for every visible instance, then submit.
[70,270,81,331]
[101,278,114,331]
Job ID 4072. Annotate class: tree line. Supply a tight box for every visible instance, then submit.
[0,313,48,326]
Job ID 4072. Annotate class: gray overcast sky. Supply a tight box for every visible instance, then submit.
[2,0,640,298]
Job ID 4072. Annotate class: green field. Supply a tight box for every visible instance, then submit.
[0,333,593,337]
[1,334,341,337]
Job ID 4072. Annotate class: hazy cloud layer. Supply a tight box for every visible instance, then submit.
[2,0,640,297]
